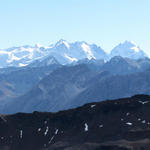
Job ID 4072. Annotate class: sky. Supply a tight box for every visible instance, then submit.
[0,0,150,54]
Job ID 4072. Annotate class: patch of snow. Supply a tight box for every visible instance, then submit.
[139,101,149,104]
[126,122,132,126]
[55,129,59,135]
[38,128,41,132]
[131,46,140,52]
[99,124,103,128]
[49,136,54,144]
[48,128,59,144]
[81,43,96,60]
[0,116,7,122]
[44,126,49,136]
[63,41,70,49]
[19,63,28,67]
[9,54,21,62]
[91,105,96,108]
[130,41,138,46]
[64,54,78,62]
[44,46,52,49]
[0,51,9,54]
[20,130,23,139]
[84,123,88,132]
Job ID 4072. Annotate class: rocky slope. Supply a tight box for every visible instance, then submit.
[0,64,61,102]
[2,59,150,114]
[0,95,150,150]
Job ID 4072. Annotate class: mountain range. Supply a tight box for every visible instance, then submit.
[0,40,148,68]
[0,40,149,114]
[0,56,150,114]
[0,40,149,150]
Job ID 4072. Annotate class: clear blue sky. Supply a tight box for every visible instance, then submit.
[0,0,150,54]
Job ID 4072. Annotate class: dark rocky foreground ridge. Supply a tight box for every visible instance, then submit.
[0,95,150,150]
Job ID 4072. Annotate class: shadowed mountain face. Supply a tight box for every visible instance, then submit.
[0,57,150,114]
[0,95,150,150]
[1,64,99,113]
[70,68,150,108]
[75,56,150,75]
[2,60,150,114]
[0,64,61,102]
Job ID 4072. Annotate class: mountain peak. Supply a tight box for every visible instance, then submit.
[122,40,137,45]
[121,41,140,52]
[110,40,147,59]
[55,39,70,49]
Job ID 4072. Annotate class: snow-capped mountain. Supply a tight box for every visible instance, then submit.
[0,40,148,68]
[110,41,147,59]
[47,39,108,64]
[0,44,51,68]
[0,40,107,68]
